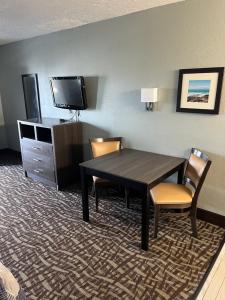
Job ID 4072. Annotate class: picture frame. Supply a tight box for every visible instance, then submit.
[176,67,224,114]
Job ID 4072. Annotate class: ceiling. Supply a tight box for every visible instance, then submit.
[0,0,185,46]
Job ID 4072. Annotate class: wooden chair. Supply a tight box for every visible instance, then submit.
[150,148,211,238]
[89,137,129,211]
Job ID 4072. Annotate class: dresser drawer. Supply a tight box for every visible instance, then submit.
[21,138,53,156]
[23,160,55,182]
[22,150,54,170]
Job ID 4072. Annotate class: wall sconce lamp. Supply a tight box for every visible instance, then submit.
[141,88,158,111]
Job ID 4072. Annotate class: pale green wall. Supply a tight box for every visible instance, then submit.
[0,0,224,214]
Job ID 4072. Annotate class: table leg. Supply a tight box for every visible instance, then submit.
[125,187,130,209]
[141,187,150,251]
[177,162,185,184]
[80,167,89,222]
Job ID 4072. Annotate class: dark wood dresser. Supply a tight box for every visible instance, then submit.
[18,118,83,190]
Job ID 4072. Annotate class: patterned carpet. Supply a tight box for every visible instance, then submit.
[0,163,224,300]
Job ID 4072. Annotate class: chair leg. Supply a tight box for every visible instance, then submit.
[153,205,160,239]
[91,182,95,197]
[190,209,198,238]
[125,187,130,209]
[95,187,99,212]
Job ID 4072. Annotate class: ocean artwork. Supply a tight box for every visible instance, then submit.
[187,80,211,103]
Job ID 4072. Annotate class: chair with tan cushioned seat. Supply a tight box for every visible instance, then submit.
[150,148,211,238]
[90,137,129,212]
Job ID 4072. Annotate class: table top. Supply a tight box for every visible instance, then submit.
[80,148,186,186]
[18,118,77,127]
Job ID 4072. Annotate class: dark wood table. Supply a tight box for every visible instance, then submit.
[80,148,186,250]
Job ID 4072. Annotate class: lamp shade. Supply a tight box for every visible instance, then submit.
[141,88,158,103]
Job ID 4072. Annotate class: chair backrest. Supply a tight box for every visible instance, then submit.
[184,148,211,199]
[89,137,122,159]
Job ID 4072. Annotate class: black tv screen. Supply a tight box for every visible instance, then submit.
[50,76,87,110]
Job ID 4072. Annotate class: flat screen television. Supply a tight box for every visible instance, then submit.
[50,76,87,110]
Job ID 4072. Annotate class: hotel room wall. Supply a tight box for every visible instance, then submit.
[0,0,224,214]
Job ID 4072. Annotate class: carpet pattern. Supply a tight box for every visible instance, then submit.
[0,164,224,300]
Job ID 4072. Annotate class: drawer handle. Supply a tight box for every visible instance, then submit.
[34,169,43,174]
[32,147,41,150]
[32,158,42,162]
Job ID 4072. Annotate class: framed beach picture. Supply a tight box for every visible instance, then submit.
[176,67,224,114]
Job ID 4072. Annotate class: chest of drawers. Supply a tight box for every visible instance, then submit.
[18,118,83,190]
